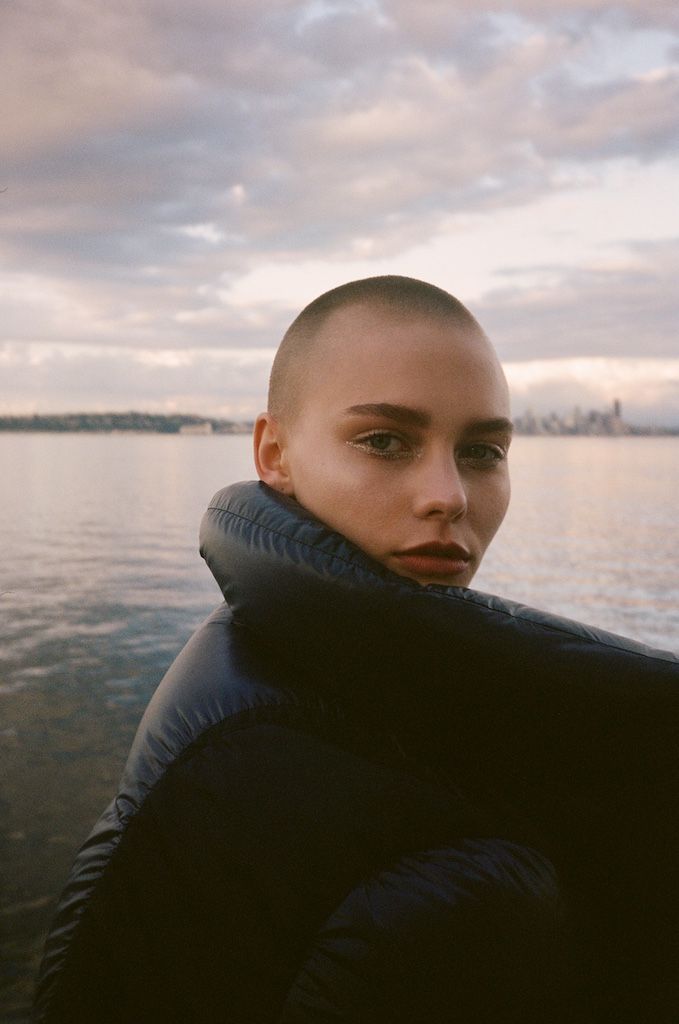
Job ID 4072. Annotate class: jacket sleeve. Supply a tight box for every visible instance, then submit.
[34,710,562,1024]
[279,839,566,1024]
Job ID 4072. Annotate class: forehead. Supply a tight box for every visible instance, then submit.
[303,301,507,407]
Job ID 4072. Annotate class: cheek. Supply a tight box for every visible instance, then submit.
[483,474,511,535]
[467,469,509,534]
[291,456,362,520]
[293,458,400,545]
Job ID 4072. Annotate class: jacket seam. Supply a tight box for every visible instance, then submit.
[209,505,394,581]
[119,697,334,821]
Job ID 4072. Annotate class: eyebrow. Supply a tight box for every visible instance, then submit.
[342,403,431,428]
[342,404,514,436]
[464,417,514,436]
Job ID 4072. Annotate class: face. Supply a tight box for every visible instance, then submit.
[255,302,512,587]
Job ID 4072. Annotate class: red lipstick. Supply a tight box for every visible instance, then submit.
[393,542,472,580]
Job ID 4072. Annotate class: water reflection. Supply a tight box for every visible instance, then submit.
[475,436,679,650]
[1,433,677,1018]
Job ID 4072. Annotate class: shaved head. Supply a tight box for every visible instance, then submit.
[254,275,510,586]
[267,275,487,424]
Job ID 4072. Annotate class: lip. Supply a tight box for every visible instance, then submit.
[392,542,472,580]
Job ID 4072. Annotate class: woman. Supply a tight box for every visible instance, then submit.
[35,277,679,1022]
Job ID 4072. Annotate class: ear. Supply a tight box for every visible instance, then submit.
[253,412,294,494]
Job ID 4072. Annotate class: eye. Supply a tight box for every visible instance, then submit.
[348,431,411,459]
[458,443,507,468]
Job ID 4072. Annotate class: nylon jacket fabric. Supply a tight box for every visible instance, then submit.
[34,482,679,1022]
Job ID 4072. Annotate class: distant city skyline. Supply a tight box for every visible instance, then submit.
[514,398,640,435]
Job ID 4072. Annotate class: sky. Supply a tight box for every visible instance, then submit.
[1,0,678,424]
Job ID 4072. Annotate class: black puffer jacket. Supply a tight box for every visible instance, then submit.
[35,482,679,1023]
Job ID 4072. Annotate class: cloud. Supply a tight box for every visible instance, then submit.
[0,0,678,415]
[3,1,677,274]
[3,340,678,426]
[504,357,679,425]
[478,237,679,361]
[534,66,679,163]
[0,342,273,418]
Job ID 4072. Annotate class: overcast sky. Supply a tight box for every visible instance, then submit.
[2,0,678,423]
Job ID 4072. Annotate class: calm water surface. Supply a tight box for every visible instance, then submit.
[1,433,678,1018]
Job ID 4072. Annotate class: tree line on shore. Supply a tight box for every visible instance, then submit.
[0,413,252,433]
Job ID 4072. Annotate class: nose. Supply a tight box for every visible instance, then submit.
[412,451,468,520]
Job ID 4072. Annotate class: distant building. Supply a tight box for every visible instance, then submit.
[610,398,626,436]
[179,421,213,435]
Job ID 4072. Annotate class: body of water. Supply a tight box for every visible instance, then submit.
[1,433,677,1019]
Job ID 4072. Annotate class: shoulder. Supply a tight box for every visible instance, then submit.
[34,605,328,1019]
[33,605,503,1024]
[118,603,311,815]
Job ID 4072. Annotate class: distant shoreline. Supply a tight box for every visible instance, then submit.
[0,413,677,437]
[0,413,253,435]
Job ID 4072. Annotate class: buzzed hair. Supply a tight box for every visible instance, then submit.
[267,275,484,423]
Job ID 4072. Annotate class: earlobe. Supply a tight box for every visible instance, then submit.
[253,413,293,494]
